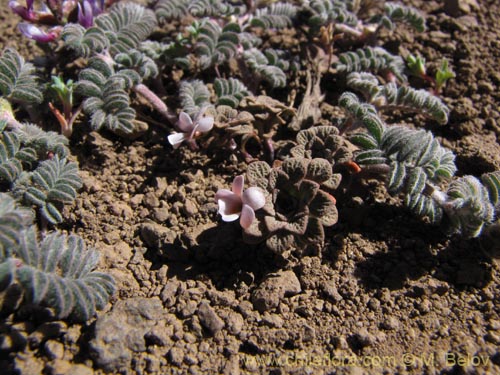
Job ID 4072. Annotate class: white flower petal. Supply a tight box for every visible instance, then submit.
[218,198,241,222]
[196,116,214,133]
[242,187,266,210]
[240,204,255,229]
[177,112,194,132]
[167,132,187,149]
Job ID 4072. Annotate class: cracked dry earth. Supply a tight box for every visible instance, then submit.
[1,0,500,374]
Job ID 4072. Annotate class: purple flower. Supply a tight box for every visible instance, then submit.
[78,0,94,27]
[167,110,214,149]
[215,175,266,229]
[18,23,61,42]
[9,0,36,21]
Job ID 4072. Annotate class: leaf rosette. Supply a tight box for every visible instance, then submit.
[243,158,339,256]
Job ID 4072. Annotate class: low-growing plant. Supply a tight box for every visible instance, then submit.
[0,194,115,321]
[0,46,114,322]
[240,158,340,256]
[4,0,499,299]
[407,54,456,94]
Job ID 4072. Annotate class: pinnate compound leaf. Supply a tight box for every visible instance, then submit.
[61,24,108,57]
[13,123,69,159]
[337,47,406,82]
[188,0,244,17]
[18,156,82,225]
[380,2,426,33]
[8,228,115,321]
[179,80,210,117]
[250,3,297,29]
[0,48,42,104]
[214,78,250,108]
[482,171,500,210]
[308,0,358,27]
[243,48,287,88]
[194,20,240,69]
[154,0,190,22]
[0,193,33,259]
[0,132,37,183]
[94,3,157,56]
[445,176,494,238]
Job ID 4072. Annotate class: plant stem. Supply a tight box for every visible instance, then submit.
[133,84,177,125]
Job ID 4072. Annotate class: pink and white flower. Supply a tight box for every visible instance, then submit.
[215,175,266,229]
[167,110,214,149]
[18,23,61,43]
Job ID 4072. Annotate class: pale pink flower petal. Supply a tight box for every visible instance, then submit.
[196,116,214,133]
[232,175,244,197]
[242,187,265,211]
[240,204,255,229]
[216,175,265,229]
[177,112,194,132]
[217,193,243,222]
[215,189,233,201]
[167,132,187,149]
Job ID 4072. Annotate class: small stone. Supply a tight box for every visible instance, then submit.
[140,221,177,248]
[28,322,67,348]
[303,325,315,342]
[44,340,64,360]
[99,241,132,269]
[183,332,197,344]
[153,207,169,222]
[168,347,184,366]
[46,361,93,375]
[444,0,479,17]
[145,355,161,373]
[223,355,240,375]
[368,298,380,311]
[129,194,144,208]
[478,80,495,93]
[103,231,121,245]
[160,279,181,307]
[184,354,198,365]
[331,335,349,350]
[251,270,301,312]
[81,173,102,193]
[489,320,500,331]
[89,297,165,372]
[381,316,399,331]
[144,192,160,208]
[320,281,342,302]
[178,300,198,318]
[261,312,284,328]
[0,330,27,352]
[110,202,133,218]
[145,324,173,347]
[183,199,198,217]
[154,177,169,197]
[45,359,71,375]
[352,328,375,348]
[197,302,224,335]
[486,331,500,344]
[226,311,244,335]
[14,355,44,375]
[416,298,431,314]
